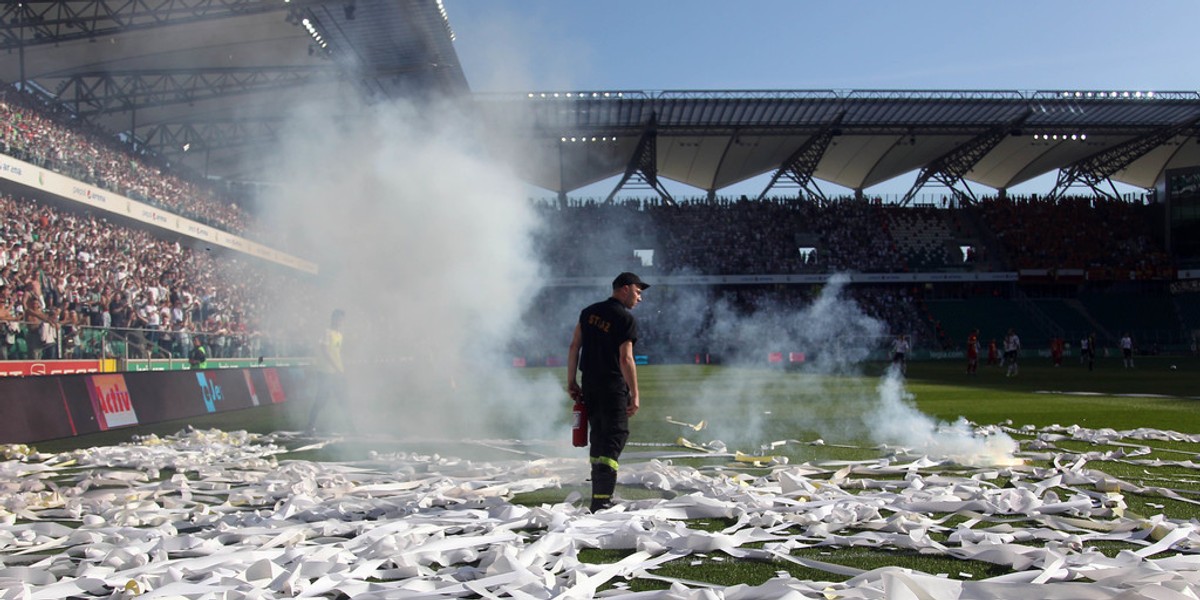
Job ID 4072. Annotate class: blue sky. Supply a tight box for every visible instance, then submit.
[445,1,1200,197]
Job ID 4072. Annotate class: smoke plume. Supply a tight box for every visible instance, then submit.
[256,95,563,442]
[661,275,1017,466]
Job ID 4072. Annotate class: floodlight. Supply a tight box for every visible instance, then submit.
[1081,134,1087,140]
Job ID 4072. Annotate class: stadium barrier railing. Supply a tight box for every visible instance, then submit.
[0,321,310,369]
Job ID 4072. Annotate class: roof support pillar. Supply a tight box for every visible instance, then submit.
[757,115,843,202]
[1047,115,1200,201]
[901,112,1031,206]
[606,113,675,205]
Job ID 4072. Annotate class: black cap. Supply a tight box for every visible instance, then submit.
[612,272,650,290]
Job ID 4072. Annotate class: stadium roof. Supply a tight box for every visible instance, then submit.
[5,5,1200,201]
[475,90,1200,201]
[0,0,468,181]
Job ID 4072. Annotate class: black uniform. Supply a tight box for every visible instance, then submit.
[578,297,638,510]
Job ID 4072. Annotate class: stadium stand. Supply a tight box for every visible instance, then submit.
[536,194,1165,278]
[530,193,1186,356]
[1,80,1192,363]
[1077,288,1182,348]
[886,206,969,271]
[1172,287,1200,352]
[0,84,253,236]
[1028,298,1094,343]
[0,190,303,362]
[975,195,1170,275]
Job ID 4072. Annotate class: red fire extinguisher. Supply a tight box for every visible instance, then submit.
[572,399,588,447]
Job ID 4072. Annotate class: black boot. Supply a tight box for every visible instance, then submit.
[590,463,617,512]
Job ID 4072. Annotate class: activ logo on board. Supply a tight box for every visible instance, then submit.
[86,374,138,430]
[196,372,224,412]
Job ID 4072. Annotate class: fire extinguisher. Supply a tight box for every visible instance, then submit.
[572,399,588,447]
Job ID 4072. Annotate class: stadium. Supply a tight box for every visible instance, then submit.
[1,1,1200,598]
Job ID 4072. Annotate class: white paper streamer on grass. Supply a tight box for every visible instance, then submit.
[0,426,1198,598]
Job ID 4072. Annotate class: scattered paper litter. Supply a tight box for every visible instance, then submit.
[0,425,1194,599]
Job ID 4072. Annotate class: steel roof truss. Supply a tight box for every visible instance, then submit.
[756,114,844,202]
[137,117,282,155]
[52,66,332,116]
[606,114,675,205]
[901,112,1032,206]
[1048,115,1200,200]
[0,0,337,50]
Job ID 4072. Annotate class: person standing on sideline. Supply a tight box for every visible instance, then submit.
[1120,332,1134,368]
[307,309,353,434]
[891,334,910,375]
[188,336,208,369]
[1085,331,1097,371]
[966,329,980,375]
[1080,335,1089,365]
[567,272,649,512]
[987,339,998,366]
[1004,328,1021,377]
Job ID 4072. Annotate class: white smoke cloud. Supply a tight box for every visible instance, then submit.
[256,95,563,442]
[870,366,1018,467]
[248,95,1015,465]
[668,275,1017,466]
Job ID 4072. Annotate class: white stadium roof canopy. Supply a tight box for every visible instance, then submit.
[474,90,1200,202]
[3,3,1200,202]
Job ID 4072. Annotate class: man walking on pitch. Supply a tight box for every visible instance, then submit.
[567,272,649,512]
[1120,332,1134,368]
[1004,328,1021,377]
[966,329,980,375]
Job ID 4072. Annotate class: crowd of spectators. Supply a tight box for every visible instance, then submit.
[0,191,302,361]
[0,80,1182,362]
[536,196,970,276]
[536,194,1170,278]
[0,84,253,236]
[976,195,1170,276]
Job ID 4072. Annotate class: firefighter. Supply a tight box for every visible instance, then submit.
[567,272,649,512]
